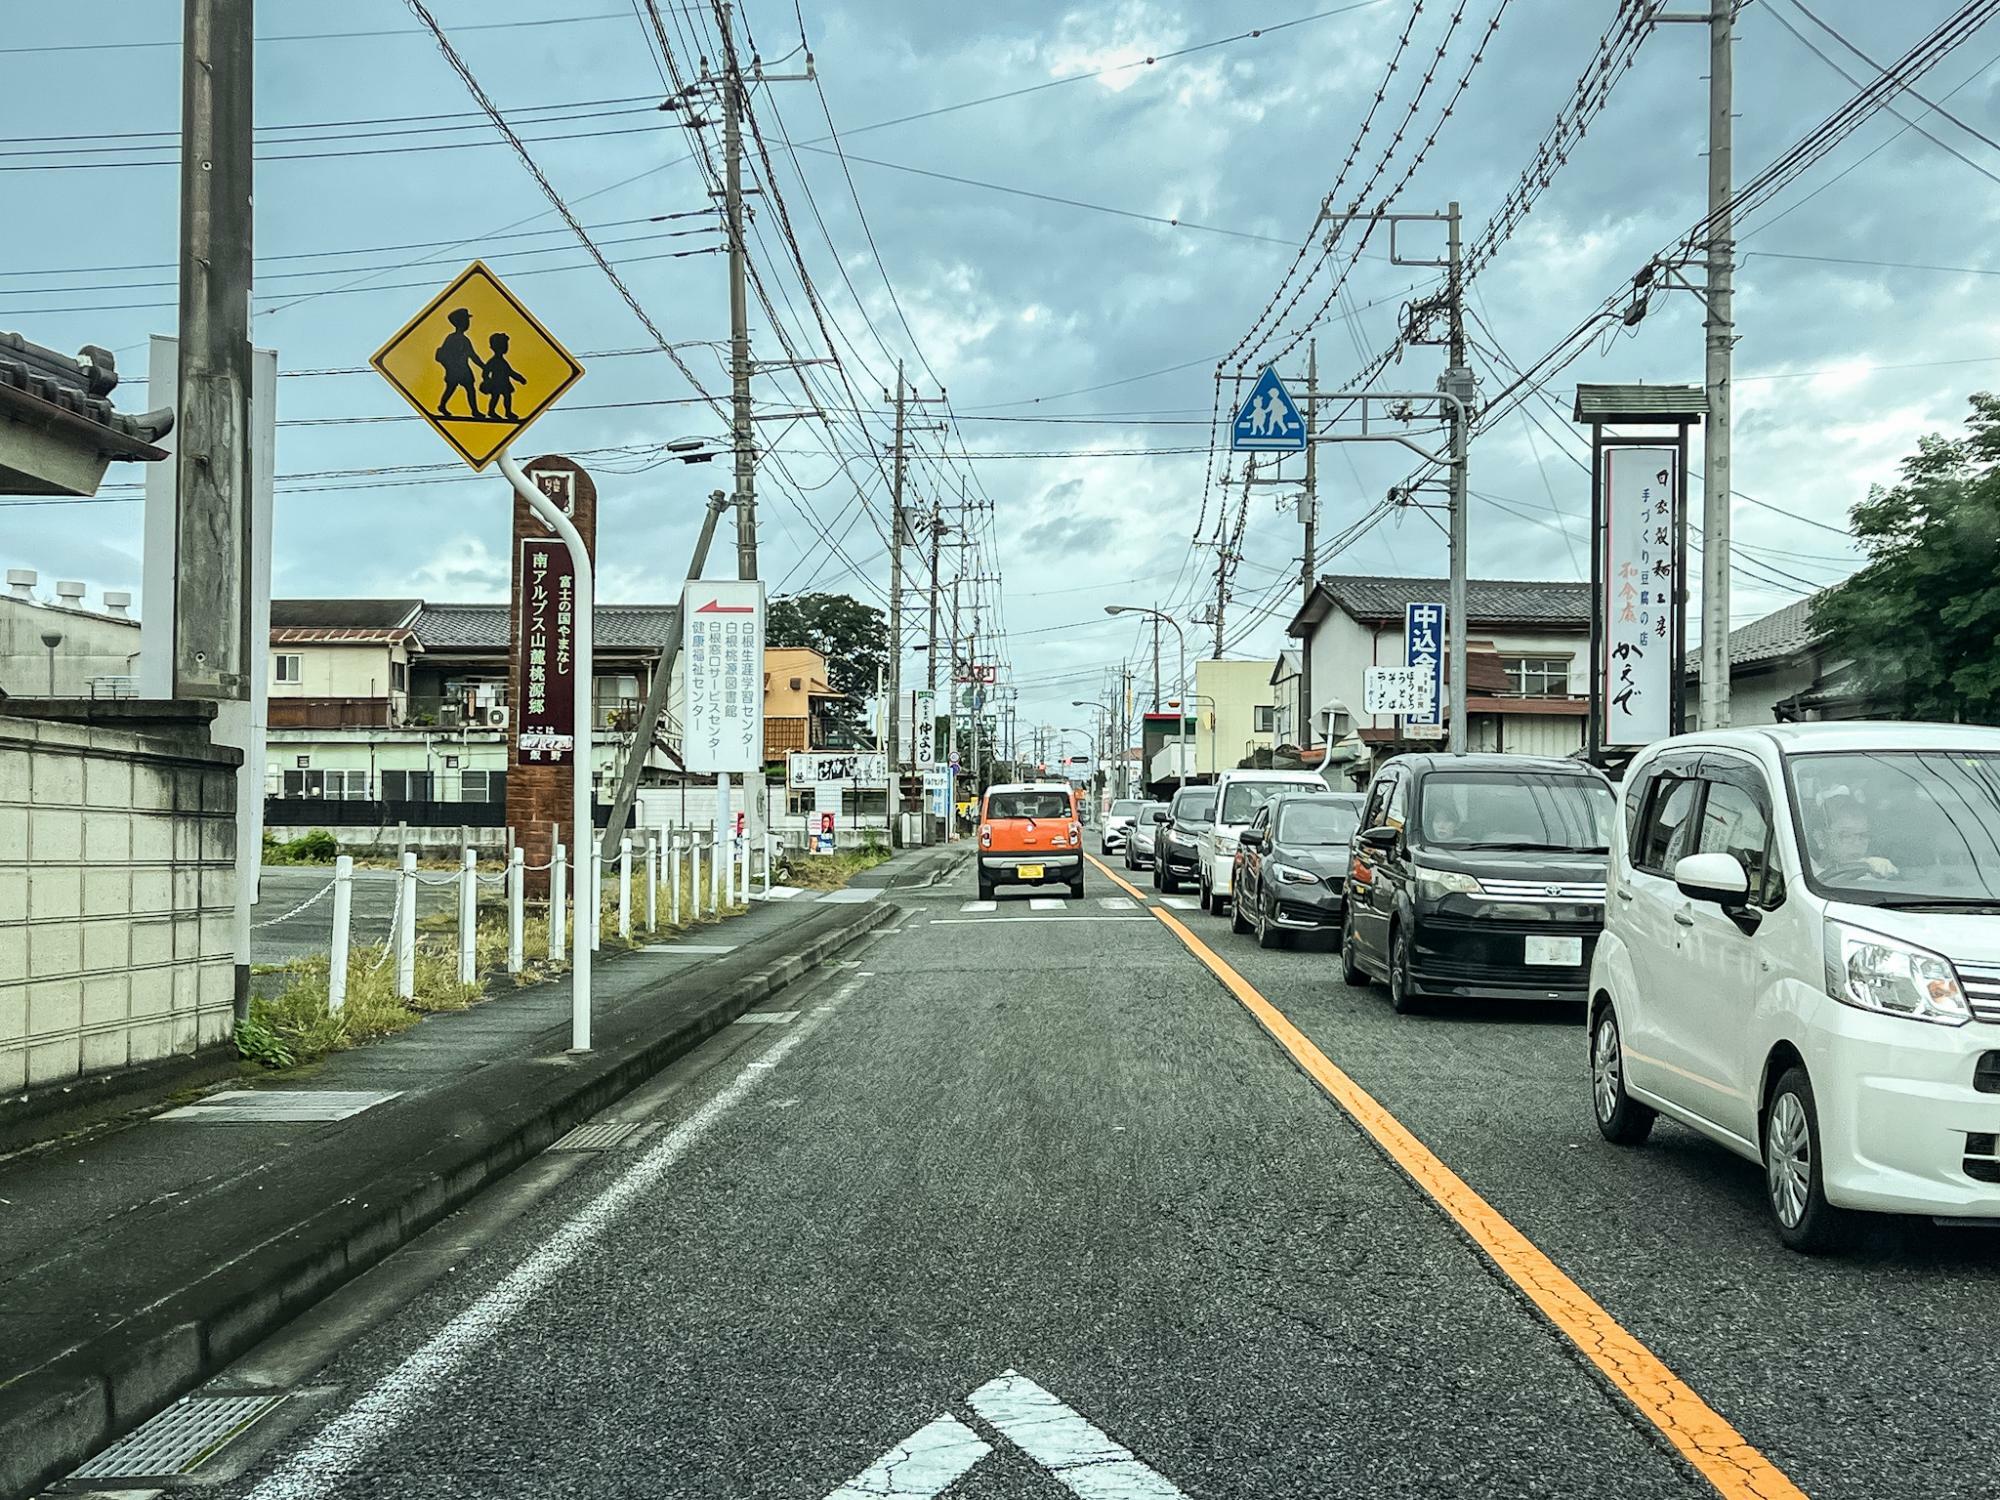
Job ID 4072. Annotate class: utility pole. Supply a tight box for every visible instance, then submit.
[1700,2,1735,730]
[1151,610,1162,712]
[1215,464,1246,658]
[925,498,943,693]
[886,361,907,839]
[1445,201,1470,757]
[1300,339,1318,747]
[718,0,757,582]
[173,0,254,701]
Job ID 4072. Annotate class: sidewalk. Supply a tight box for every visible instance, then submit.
[0,842,962,1499]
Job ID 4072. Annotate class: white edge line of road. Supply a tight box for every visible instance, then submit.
[928,916,1157,925]
[966,1369,1187,1499]
[821,1414,992,1499]
[242,979,860,1500]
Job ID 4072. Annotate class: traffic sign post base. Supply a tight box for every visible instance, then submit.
[499,449,593,1052]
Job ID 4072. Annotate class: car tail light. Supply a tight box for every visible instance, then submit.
[979,825,992,849]
[1069,822,1082,844]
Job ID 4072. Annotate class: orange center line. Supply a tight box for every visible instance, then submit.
[1082,853,1805,1500]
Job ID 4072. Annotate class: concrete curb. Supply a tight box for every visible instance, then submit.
[0,898,897,1500]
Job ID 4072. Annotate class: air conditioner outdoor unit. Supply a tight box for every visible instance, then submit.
[483,705,509,729]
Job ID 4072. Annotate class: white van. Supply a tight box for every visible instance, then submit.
[1588,723,2000,1252]
[1198,768,1332,914]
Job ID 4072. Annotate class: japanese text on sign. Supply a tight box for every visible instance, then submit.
[1364,666,1436,717]
[1601,446,1677,746]
[682,580,765,774]
[517,538,576,764]
[1403,601,1445,731]
[788,752,888,789]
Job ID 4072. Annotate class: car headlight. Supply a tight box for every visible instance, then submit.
[1824,922,1970,1026]
[1414,864,1483,899]
[1272,862,1320,885]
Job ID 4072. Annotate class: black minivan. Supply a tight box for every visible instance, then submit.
[1342,754,1616,1011]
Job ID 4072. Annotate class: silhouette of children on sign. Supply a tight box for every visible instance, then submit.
[434,308,483,418]
[480,332,527,421]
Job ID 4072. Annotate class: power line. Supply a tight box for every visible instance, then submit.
[0,10,640,56]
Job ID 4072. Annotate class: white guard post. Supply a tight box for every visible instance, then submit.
[498,450,594,1051]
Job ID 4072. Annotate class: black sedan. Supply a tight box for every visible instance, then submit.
[1230,792,1366,948]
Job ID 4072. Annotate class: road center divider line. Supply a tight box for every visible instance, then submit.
[1083,856,1804,1500]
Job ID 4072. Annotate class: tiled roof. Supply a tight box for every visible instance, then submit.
[1728,594,1822,668]
[270,626,419,646]
[413,602,678,651]
[1318,574,1591,626]
[270,598,423,630]
[0,332,174,450]
[1572,383,1708,423]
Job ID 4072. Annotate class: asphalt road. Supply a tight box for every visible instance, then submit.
[142,851,2000,1499]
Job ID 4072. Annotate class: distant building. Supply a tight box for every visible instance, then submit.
[1694,592,1868,725]
[1288,574,1592,782]
[0,570,140,699]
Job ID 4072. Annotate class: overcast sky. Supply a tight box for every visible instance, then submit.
[6,0,1998,742]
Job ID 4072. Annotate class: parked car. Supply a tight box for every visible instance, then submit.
[1125,801,1170,871]
[976,781,1085,900]
[1231,792,1366,947]
[1343,754,1614,1011]
[1102,798,1142,855]
[1588,723,2000,1252]
[1200,768,1333,913]
[1155,786,1215,893]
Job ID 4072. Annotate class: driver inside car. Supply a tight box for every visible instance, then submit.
[1822,795,1899,879]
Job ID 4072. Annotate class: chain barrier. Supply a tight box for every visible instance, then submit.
[250,879,336,930]
[411,871,461,887]
[369,878,405,971]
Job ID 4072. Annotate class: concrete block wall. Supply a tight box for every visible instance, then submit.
[0,710,240,1096]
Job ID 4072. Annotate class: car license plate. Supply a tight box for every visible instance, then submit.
[1525,935,1582,967]
[1017,864,1044,880]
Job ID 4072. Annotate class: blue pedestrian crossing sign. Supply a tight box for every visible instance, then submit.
[1231,366,1306,453]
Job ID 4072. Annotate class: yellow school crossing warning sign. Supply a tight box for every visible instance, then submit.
[371,260,584,471]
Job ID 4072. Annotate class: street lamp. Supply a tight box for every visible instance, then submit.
[1104,605,1188,788]
[39,628,62,697]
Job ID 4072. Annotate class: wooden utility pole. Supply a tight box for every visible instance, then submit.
[173,0,255,700]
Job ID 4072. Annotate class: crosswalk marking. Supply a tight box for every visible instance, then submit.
[1029,897,1067,910]
[1161,895,1199,910]
[960,900,997,913]
[1097,896,1136,910]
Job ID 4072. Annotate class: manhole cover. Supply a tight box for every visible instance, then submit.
[548,1121,644,1151]
[157,1091,402,1123]
[73,1394,285,1478]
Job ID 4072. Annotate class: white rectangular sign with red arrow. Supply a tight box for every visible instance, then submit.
[681,578,765,773]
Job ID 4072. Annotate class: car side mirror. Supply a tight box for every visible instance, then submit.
[1673,851,1750,906]
[1239,830,1262,849]
[1360,824,1398,851]
[1150,810,1169,824]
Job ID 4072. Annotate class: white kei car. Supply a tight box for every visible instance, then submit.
[1588,722,2000,1252]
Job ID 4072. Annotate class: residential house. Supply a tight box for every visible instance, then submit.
[762,646,844,758]
[1189,658,1278,775]
[1269,649,1303,750]
[1698,592,1868,725]
[266,598,421,729]
[1288,574,1592,782]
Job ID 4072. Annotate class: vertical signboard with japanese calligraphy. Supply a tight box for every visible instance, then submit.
[1403,601,1445,737]
[1601,446,1677,745]
[682,579,766,773]
[504,455,597,899]
[911,689,937,769]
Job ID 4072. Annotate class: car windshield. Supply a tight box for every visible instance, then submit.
[1787,749,2000,904]
[1140,803,1169,822]
[1220,779,1324,823]
[1175,791,1216,826]
[987,790,1073,821]
[1110,800,1142,819]
[1277,798,1362,846]
[1416,772,1613,852]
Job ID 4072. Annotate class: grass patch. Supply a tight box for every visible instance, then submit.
[782,844,891,891]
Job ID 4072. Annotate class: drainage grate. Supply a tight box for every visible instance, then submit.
[548,1121,644,1151]
[73,1394,285,1478]
[157,1090,402,1123]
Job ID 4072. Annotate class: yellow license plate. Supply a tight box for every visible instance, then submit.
[1017,864,1044,879]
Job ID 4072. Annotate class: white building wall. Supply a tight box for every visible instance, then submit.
[0,712,238,1094]
[1193,658,1277,773]
[1303,606,1586,736]
[267,641,402,699]
[1716,658,1819,728]
[0,596,142,697]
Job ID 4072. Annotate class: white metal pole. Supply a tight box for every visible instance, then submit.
[691,839,703,920]
[457,846,476,986]
[550,840,567,960]
[618,835,633,940]
[507,845,524,975]
[328,854,353,1013]
[645,835,658,931]
[395,850,416,1000]
[590,837,602,952]
[498,449,591,1051]
[670,833,682,926]
[762,832,772,897]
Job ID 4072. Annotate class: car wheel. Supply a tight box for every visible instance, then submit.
[1256,892,1286,950]
[1387,923,1422,1014]
[1159,861,1178,893]
[1198,872,1212,913]
[1231,887,1251,934]
[1340,910,1370,986]
[1764,1067,1852,1254]
[1068,873,1085,899]
[1590,1003,1655,1145]
[977,877,995,901]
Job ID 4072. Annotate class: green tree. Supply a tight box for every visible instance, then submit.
[767,592,886,738]
[1811,393,2000,721]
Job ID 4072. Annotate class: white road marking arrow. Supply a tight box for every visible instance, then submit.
[820,1370,1188,1499]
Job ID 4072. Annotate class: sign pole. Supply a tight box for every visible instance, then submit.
[499,449,592,1051]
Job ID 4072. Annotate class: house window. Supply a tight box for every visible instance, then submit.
[1253,705,1276,733]
[295,755,311,769]
[1503,656,1571,696]
[325,769,370,799]
[391,660,408,692]
[274,654,302,684]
